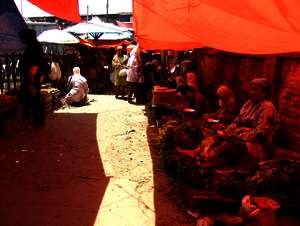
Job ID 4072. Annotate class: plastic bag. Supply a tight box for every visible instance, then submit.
[239,195,280,226]
[119,68,128,77]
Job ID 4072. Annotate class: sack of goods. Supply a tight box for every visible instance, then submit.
[119,68,129,77]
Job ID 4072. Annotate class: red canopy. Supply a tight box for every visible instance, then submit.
[133,0,300,54]
[28,0,81,22]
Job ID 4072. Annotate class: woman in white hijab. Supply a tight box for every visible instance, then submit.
[62,67,89,106]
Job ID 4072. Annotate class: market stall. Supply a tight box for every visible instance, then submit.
[64,17,133,48]
[37,29,79,44]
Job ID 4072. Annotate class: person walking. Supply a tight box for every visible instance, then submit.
[112,46,128,99]
[126,46,139,104]
[19,28,49,127]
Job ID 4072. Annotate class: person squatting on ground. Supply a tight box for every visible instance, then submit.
[61,67,89,106]
[112,46,128,99]
[19,28,49,127]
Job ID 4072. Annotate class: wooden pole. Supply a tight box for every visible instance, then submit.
[106,0,109,22]
[86,5,89,23]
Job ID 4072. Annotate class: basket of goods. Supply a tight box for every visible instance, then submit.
[152,86,177,107]
[40,88,61,114]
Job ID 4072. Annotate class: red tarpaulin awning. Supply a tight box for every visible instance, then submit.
[28,0,81,22]
[133,0,300,54]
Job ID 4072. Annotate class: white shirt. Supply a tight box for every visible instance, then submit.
[126,46,139,83]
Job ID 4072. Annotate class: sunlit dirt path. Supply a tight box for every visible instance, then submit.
[0,94,192,226]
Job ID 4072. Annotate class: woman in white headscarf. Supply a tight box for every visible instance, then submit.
[126,45,139,103]
[62,67,89,106]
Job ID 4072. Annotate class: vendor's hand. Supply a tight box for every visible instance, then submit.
[203,149,217,160]
[216,130,226,137]
[220,128,239,139]
[176,146,201,158]
[235,127,251,135]
[225,125,237,135]
[175,92,184,98]
[207,113,218,119]
[201,114,209,120]
[212,123,225,131]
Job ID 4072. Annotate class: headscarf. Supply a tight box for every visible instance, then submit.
[126,44,135,53]
[186,72,198,91]
[250,78,271,98]
[175,75,185,87]
[216,85,235,107]
[180,59,193,73]
[216,85,234,100]
[73,67,81,75]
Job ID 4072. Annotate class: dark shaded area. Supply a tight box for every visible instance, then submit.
[0,0,26,55]
[145,105,300,226]
[0,113,109,226]
[145,104,193,226]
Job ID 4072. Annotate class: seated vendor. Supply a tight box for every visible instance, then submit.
[203,85,239,131]
[176,82,208,115]
[206,78,279,163]
[61,67,89,106]
[175,61,208,115]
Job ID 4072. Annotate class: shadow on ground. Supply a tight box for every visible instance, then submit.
[0,113,109,226]
[145,104,193,226]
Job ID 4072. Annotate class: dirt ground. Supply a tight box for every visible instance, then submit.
[0,94,193,226]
